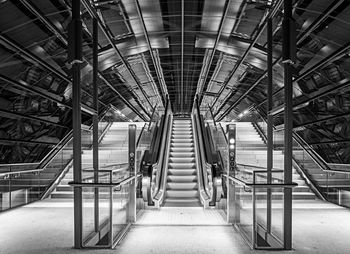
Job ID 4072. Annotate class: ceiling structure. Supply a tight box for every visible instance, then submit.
[0,0,350,164]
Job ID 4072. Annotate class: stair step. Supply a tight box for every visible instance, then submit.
[163,198,201,207]
[171,147,194,152]
[170,152,195,157]
[168,169,196,176]
[169,163,196,169]
[169,158,195,163]
[167,182,197,190]
[167,175,197,182]
[166,190,198,198]
[171,143,194,147]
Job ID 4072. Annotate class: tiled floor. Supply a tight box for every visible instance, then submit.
[1,198,350,254]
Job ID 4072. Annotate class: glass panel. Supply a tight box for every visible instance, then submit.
[82,186,96,244]
[232,179,253,244]
[112,181,131,243]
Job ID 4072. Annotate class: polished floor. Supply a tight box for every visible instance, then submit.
[0,199,349,254]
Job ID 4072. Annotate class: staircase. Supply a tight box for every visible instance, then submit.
[50,122,144,199]
[231,122,316,200]
[163,118,201,207]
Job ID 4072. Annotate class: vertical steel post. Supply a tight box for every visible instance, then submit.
[92,18,99,233]
[128,124,137,223]
[266,18,273,234]
[70,0,83,248]
[283,0,295,250]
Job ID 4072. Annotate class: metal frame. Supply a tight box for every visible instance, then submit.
[82,0,153,118]
[216,0,347,121]
[15,0,148,121]
[135,0,167,105]
[211,0,283,113]
[196,0,232,104]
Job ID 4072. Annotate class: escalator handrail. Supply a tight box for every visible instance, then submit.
[192,97,216,204]
[192,114,211,203]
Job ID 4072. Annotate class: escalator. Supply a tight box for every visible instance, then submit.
[141,97,223,208]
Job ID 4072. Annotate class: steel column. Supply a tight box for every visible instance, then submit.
[282,0,294,250]
[266,18,273,234]
[70,0,83,248]
[92,18,100,233]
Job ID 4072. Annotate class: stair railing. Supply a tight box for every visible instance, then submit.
[0,104,119,211]
[251,111,327,200]
[40,105,118,199]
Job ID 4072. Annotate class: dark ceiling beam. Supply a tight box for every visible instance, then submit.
[270,78,350,116]
[290,110,350,131]
[210,0,283,110]
[16,0,148,121]
[82,0,153,118]
[135,0,167,105]
[97,74,147,120]
[0,108,69,129]
[195,0,232,104]
[216,0,346,121]
[0,74,70,108]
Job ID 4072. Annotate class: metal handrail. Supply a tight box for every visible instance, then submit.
[222,174,298,188]
[69,174,141,188]
[192,97,217,206]
[0,163,40,167]
[0,168,44,177]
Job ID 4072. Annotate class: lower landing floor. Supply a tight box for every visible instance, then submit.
[0,199,349,254]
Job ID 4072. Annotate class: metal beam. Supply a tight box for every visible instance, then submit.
[196,0,232,104]
[210,0,283,111]
[135,0,167,106]
[82,0,153,117]
[216,0,346,121]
